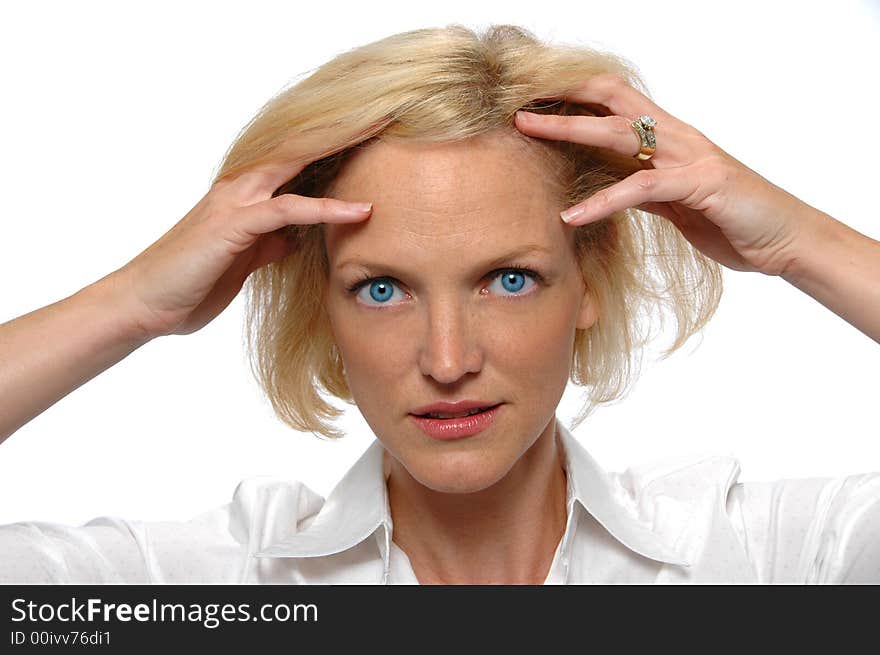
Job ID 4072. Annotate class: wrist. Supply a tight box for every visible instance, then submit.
[778,206,845,284]
[77,272,158,348]
[778,207,880,343]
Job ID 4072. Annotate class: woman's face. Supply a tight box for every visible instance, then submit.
[323,130,598,494]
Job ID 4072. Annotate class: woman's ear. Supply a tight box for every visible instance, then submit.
[576,286,599,331]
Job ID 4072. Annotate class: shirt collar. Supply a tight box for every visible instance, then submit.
[254,417,691,567]
[555,420,691,567]
[254,436,390,559]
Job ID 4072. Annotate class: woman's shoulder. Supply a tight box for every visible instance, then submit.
[612,452,743,506]
[224,475,327,532]
[609,452,880,541]
[228,475,326,511]
[610,454,880,582]
[612,451,880,506]
[0,474,330,584]
[131,475,327,538]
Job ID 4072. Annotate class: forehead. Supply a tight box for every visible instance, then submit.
[323,133,569,262]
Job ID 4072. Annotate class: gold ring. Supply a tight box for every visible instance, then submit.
[631,114,657,160]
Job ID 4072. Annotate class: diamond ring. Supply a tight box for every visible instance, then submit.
[630,114,657,161]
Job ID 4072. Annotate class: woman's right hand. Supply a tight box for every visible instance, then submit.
[111,157,372,340]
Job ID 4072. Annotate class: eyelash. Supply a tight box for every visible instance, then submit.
[345,263,545,306]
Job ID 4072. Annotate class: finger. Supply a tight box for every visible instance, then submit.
[515,112,637,154]
[562,73,681,127]
[217,127,358,202]
[241,159,309,198]
[232,194,372,238]
[561,167,695,226]
[216,157,309,204]
[515,112,688,162]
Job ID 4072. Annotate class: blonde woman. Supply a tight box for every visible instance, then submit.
[0,24,877,584]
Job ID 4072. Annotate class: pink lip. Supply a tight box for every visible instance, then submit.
[409,404,502,440]
[411,399,499,416]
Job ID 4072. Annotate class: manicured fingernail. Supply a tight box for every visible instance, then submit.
[560,206,585,223]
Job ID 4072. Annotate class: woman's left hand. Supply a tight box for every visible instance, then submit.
[514,73,819,276]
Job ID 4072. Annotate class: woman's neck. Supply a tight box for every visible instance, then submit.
[386,420,568,585]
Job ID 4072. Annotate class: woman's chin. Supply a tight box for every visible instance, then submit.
[407,451,512,495]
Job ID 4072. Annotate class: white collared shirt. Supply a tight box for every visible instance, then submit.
[1,418,878,584]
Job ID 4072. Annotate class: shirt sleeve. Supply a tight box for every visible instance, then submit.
[0,515,153,583]
[726,471,880,583]
[0,477,324,584]
[0,509,246,584]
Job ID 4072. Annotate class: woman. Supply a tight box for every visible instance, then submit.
[0,24,877,584]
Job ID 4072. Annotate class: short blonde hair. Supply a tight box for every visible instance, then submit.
[212,24,722,440]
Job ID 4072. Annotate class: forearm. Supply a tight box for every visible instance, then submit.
[0,273,153,444]
[780,207,880,344]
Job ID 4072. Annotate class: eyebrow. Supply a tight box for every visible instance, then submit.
[335,244,556,277]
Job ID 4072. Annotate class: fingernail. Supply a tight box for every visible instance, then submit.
[560,206,585,223]
[516,110,537,122]
[350,202,372,212]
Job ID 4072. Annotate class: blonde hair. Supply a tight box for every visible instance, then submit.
[212,24,723,440]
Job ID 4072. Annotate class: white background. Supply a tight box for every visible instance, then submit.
[1,0,878,526]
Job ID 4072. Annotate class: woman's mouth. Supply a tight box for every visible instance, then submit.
[420,405,494,419]
[409,404,503,440]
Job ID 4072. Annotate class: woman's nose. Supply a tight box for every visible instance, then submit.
[417,301,483,384]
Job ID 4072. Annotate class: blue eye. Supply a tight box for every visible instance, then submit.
[359,279,406,305]
[346,267,543,308]
[487,270,535,295]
